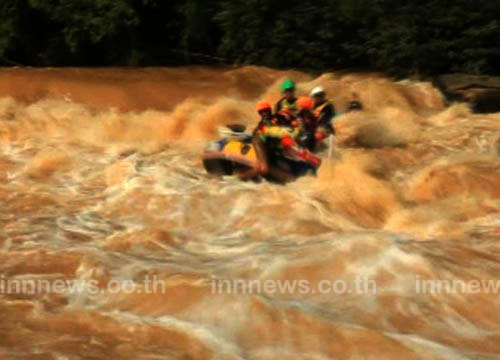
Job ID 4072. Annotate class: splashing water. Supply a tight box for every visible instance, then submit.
[1,67,500,359]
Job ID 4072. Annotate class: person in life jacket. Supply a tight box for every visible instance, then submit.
[253,101,296,135]
[296,96,319,152]
[257,124,320,167]
[310,86,335,142]
[256,110,299,153]
[239,101,275,180]
[246,100,296,179]
[253,100,276,135]
[275,79,298,116]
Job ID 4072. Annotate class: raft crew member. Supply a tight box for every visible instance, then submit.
[275,79,298,116]
[247,100,296,180]
[240,101,274,180]
[296,96,318,152]
[311,86,335,141]
[254,100,276,135]
[310,86,335,142]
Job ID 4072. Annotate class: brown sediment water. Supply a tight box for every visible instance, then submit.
[1,66,500,359]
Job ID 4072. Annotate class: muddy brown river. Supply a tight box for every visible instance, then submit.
[1,66,500,359]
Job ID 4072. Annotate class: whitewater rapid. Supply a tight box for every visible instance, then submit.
[1,66,500,359]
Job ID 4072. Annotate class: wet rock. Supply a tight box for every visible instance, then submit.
[434,74,500,113]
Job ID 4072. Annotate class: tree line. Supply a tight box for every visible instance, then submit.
[1,0,499,76]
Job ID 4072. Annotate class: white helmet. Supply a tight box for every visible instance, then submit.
[310,86,325,97]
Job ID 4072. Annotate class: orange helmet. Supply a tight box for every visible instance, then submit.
[297,96,313,110]
[256,101,272,112]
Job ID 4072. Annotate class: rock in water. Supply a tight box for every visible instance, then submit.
[434,74,500,113]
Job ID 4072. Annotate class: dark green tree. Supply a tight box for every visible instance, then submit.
[1,0,499,75]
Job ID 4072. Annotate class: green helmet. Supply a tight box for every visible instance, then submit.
[280,79,296,92]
